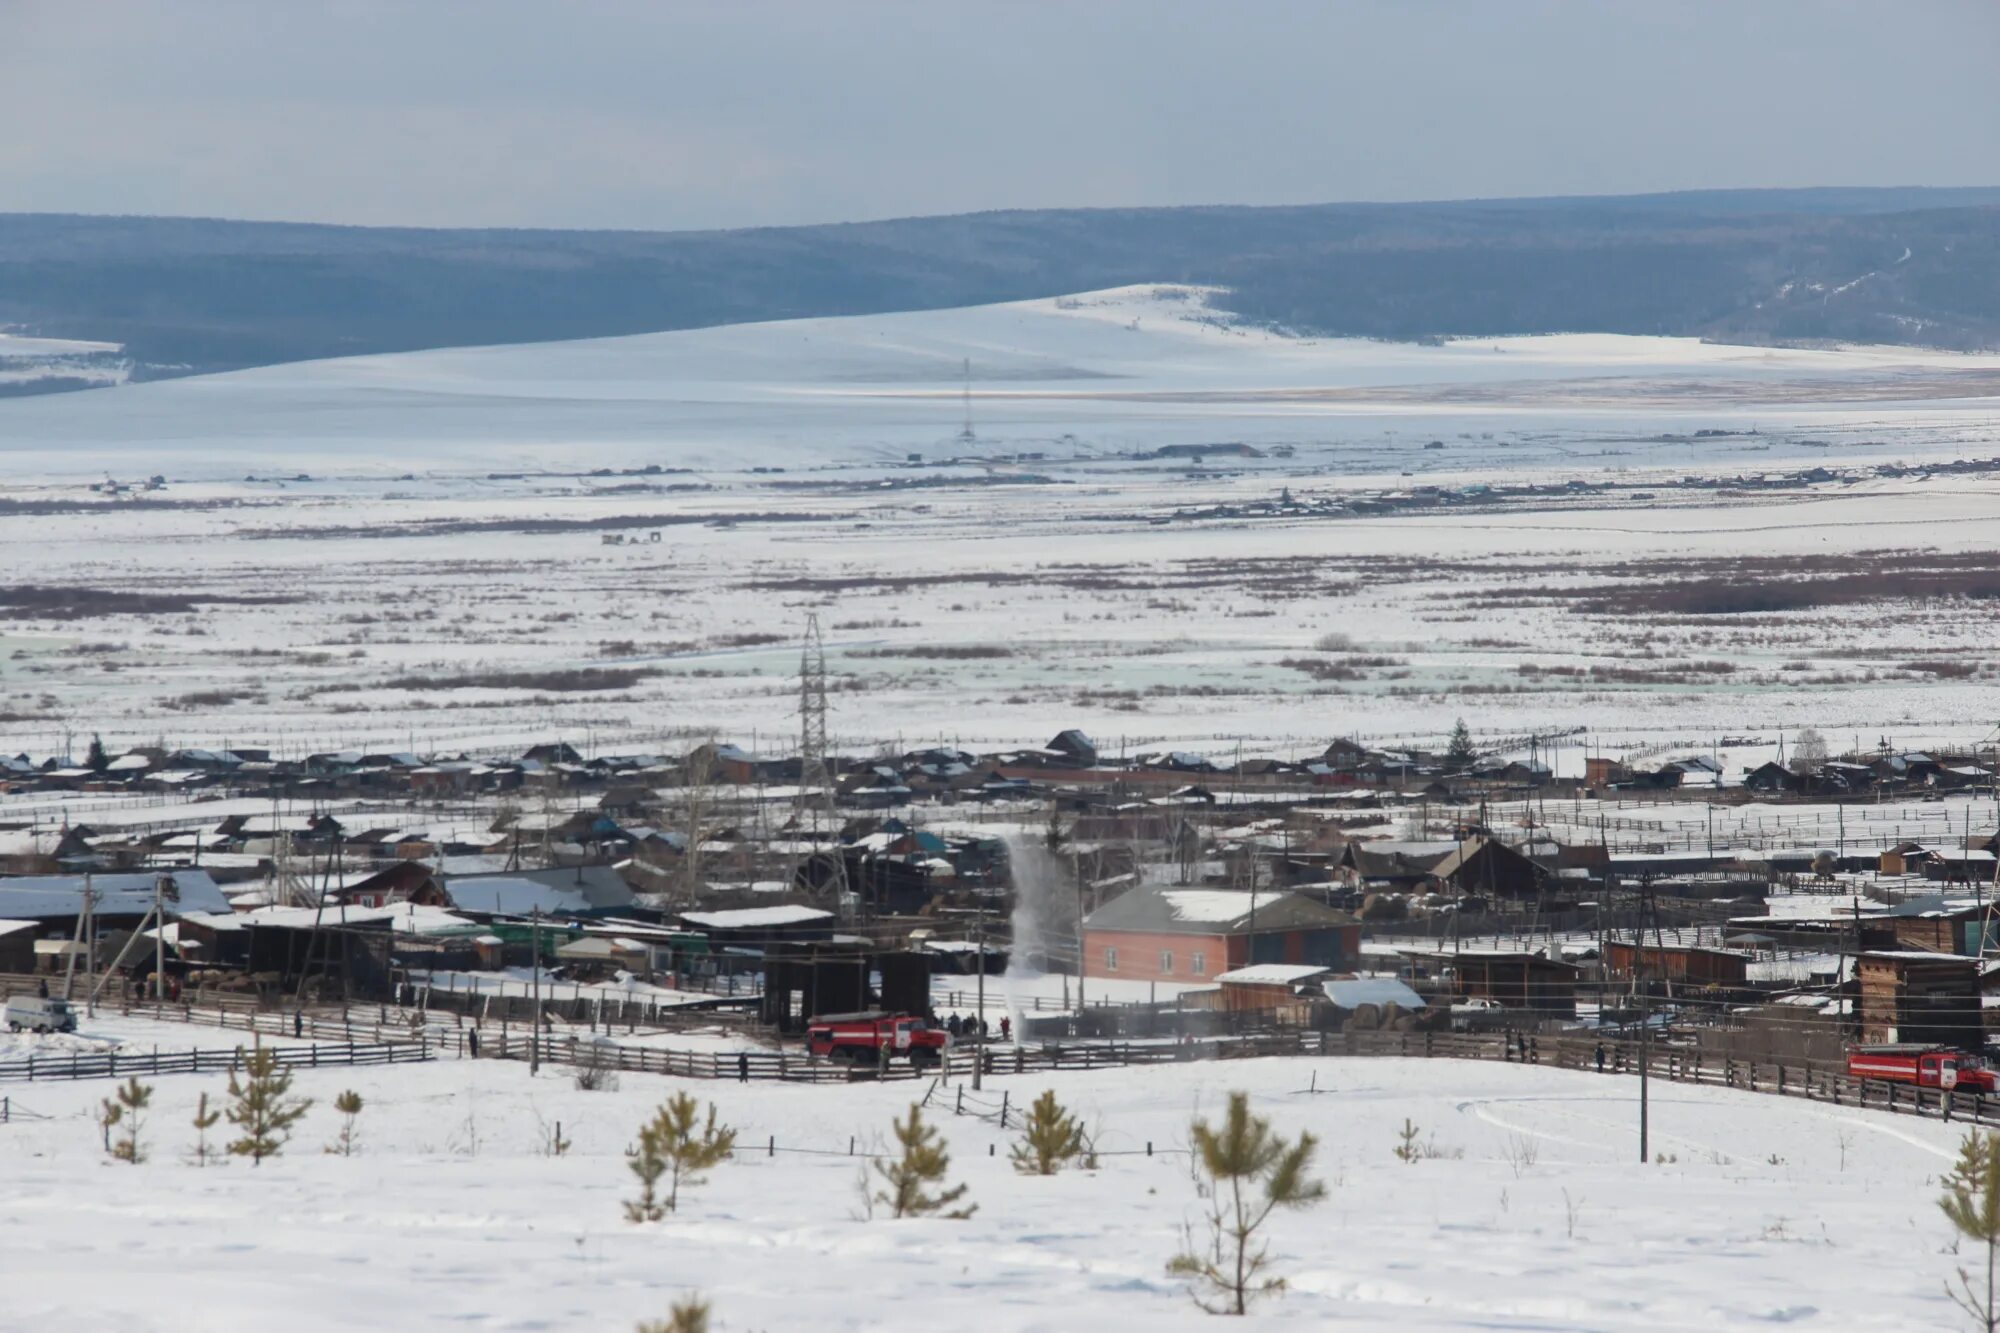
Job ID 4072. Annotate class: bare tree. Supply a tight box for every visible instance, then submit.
[1790,728,1830,777]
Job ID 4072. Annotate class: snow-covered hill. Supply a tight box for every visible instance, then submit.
[0,1037,1975,1330]
[3,284,1996,479]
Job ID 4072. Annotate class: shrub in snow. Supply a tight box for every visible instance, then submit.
[1010,1089,1088,1176]
[626,1093,736,1222]
[635,1295,710,1333]
[1940,1129,2000,1333]
[327,1089,364,1157]
[225,1037,312,1166]
[1168,1091,1324,1316]
[871,1104,974,1219]
[574,1044,620,1092]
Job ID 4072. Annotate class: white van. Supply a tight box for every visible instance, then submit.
[5,995,77,1033]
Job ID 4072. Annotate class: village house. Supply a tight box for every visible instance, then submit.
[1081,886,1359,985]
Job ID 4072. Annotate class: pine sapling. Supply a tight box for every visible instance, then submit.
[871,1103,974,1219]
[1393,1118,1422,1163]
[108,1076,152,1164]
[1940,1129,2000,1333]
[1010,1088,1088,1175]
[191,1092,221,1167]
[225,1038,313,1166]
[1168,1090,1326,1316]
[327,1089,364,1156]
[97,1094,122,1155]
[626,1093,736,1221]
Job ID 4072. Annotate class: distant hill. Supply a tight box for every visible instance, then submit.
[4,187,2000,394]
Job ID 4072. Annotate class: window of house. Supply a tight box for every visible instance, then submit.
[1104,946,1118,972]
[1191,951,1206,976]
[1160,950,1174,975]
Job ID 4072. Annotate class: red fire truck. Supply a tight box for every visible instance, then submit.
[805,1012,949,1069]
[1846,1044,1998,1092]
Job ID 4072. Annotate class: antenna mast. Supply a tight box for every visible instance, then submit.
[795,613,850,915]
[958,357,975,444]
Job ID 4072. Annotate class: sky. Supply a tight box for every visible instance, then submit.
[3,0,1998,232]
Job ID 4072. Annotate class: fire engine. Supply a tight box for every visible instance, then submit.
[1846,1044,1998,1092]
[805,1012,949,1069]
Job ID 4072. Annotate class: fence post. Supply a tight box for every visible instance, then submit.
[767,1134,774,1158]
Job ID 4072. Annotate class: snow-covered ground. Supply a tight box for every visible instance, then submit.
[3,284,1999,762]
[5,284,1999,477]
[0,1046,1977,1330]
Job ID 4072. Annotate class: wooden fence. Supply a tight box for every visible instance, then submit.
[0,1040,431,1083]
[480,1024,2000,1130]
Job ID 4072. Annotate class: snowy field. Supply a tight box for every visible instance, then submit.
[0,1042,1979,1331]
[3,285,2000,762]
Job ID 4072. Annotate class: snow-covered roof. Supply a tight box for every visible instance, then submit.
[1324,976,1427,1010]
[0,870,229,920]
[1215,963,1332,986]
[680,905,834,930]
[441,877,590,917]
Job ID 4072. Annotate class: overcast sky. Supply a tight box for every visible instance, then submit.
[4,0,1997,232]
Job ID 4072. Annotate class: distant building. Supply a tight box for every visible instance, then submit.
[1081,887,1358,985]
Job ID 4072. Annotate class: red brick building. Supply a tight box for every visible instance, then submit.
[1081,887,1358,985]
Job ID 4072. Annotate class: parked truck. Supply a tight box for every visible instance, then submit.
[1846,1043,1997,1092]
[4,995,77,1034]
[805,1011,948,1069]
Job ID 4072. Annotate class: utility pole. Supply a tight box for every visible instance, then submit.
[1633,872,1657,1164]
[972,900,986,1091]
[83,875,97,1018]
[153,873,167,1002]
[530,908,542,1077]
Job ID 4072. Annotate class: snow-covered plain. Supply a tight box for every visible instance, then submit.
[6,284,2000,477]
[3,285,2000,761]
[0,1030,1978,1331]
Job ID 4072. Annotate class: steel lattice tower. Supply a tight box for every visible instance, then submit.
[795,614,849,911]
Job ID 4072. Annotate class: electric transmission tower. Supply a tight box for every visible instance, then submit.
[795,614,850,913]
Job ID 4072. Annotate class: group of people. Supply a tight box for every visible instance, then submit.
[942,1012,1009,1043]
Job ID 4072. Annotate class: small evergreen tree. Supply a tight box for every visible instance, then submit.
[871,1103,974,1219]
[97,1094,123,1155]
[635,1296,710,1333]
[1393,1118,1422,1163]
[85,734,110,773]
[626,1093,735,1221]
[1941,1129,2000,1332]
[225,1038,312,1165]
[191,1091,221,1167]
[1010,1089,1087,1175]
[327,1089,364,1156]
[1446,719,1478,772]
[1168,1091,1326,1315]
[107,1076,152,1163]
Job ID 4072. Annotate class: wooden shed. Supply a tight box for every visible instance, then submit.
[1603,941,1750,987]
[1213,963,1333,1018]
[1856,951,1980,1047]
[1422,950,1580,1017]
